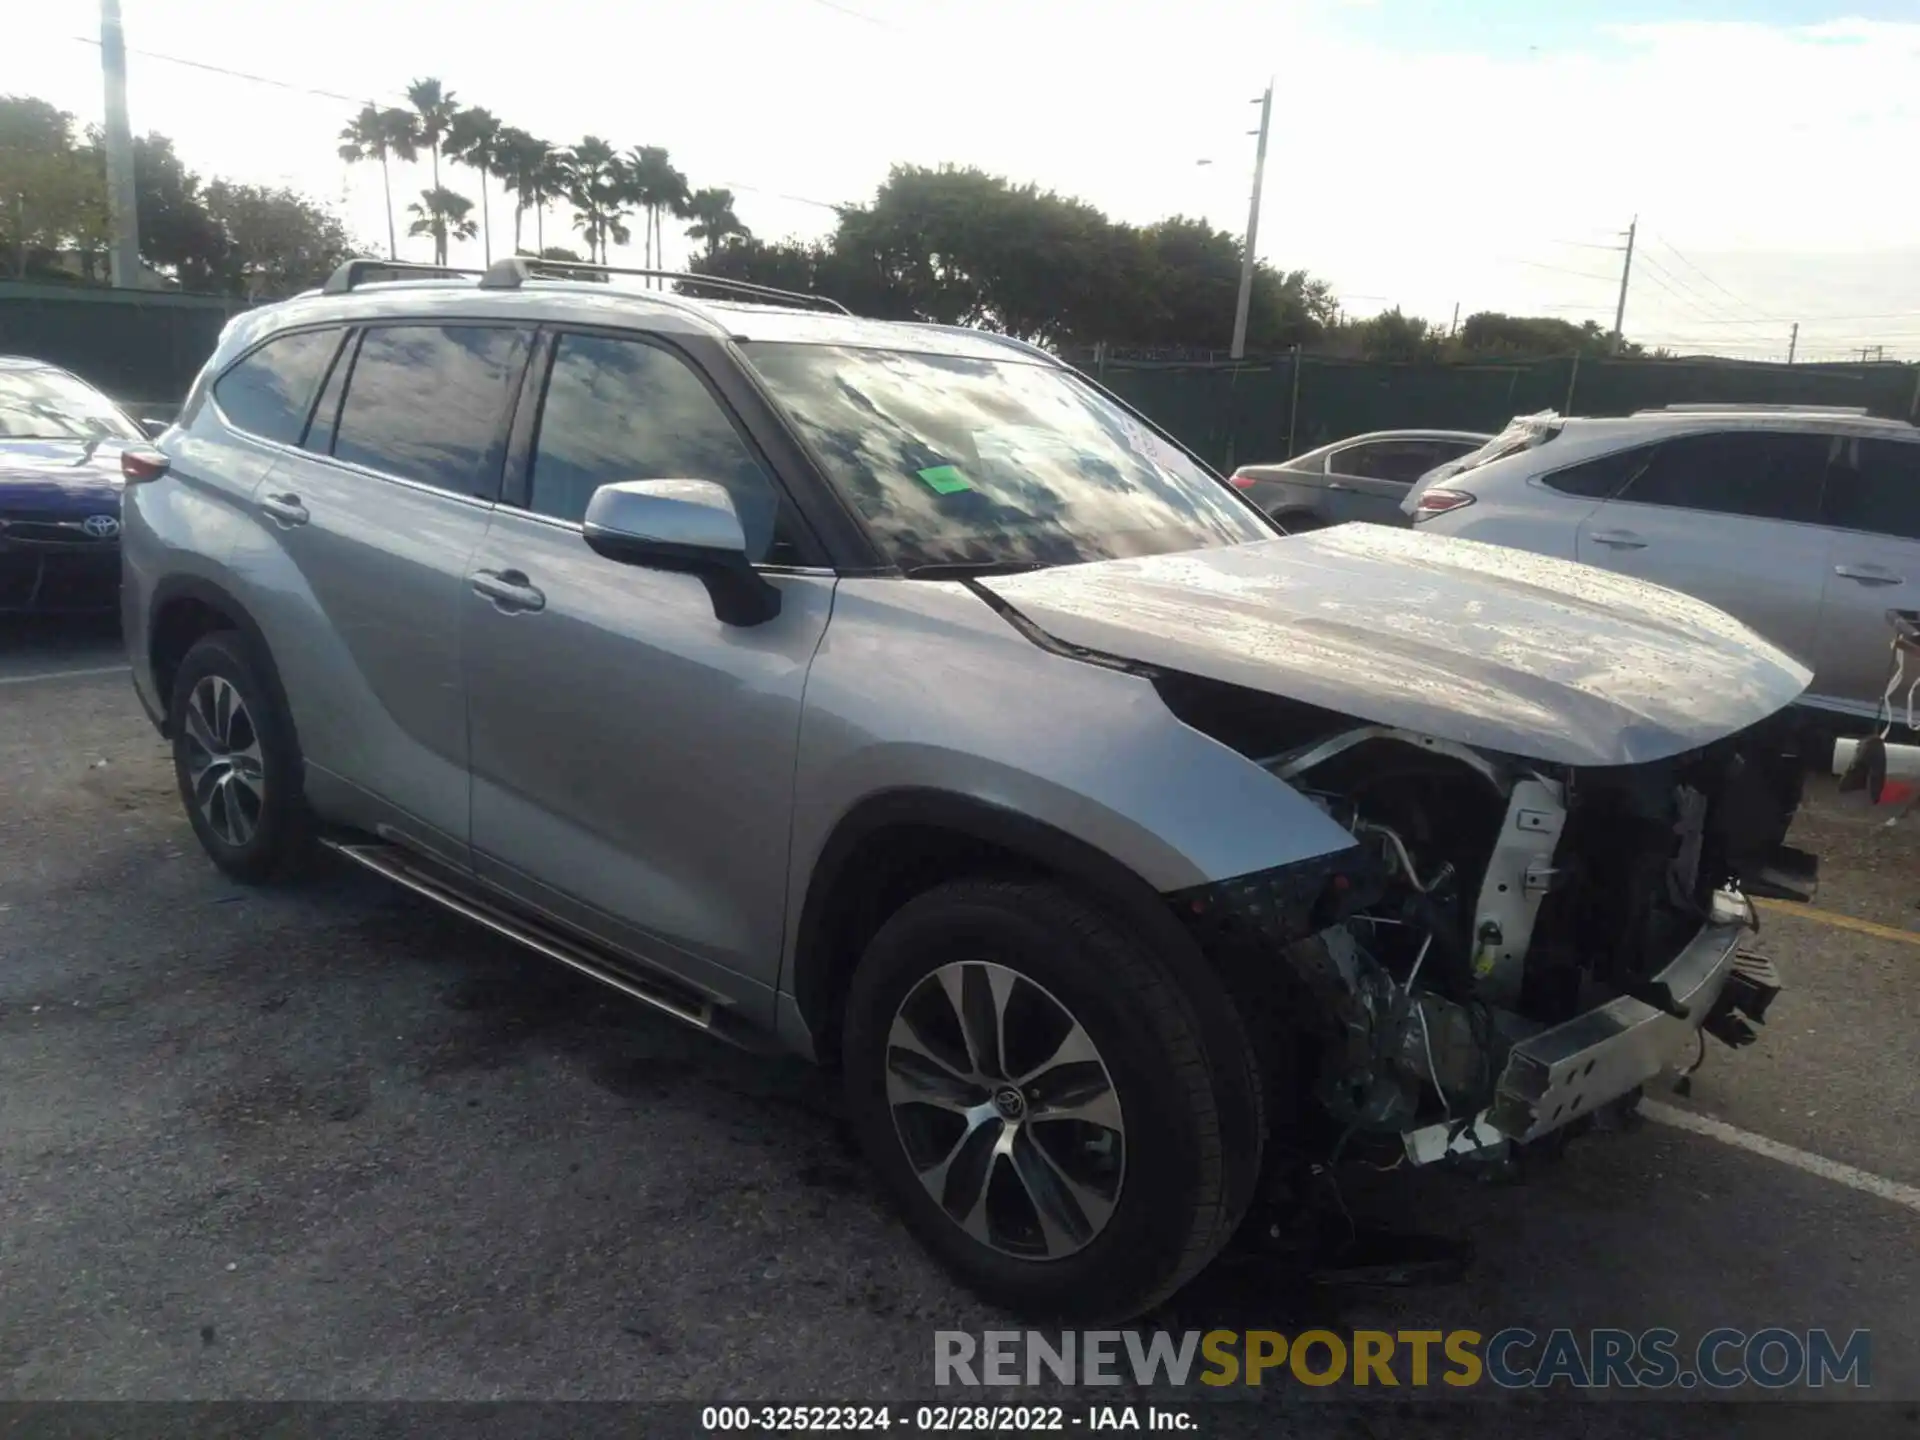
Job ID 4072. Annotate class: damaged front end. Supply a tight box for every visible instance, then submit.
[1163,676,1810,1170]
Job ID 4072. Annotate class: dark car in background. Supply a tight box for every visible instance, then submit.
[1228,428,1491,530]
[0,357,165,614]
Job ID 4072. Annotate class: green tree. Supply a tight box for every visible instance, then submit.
[0,95,108,279]
[1455,311,1641,359]
[337,103,417,260]
[684,186,748,257]
[446,105,503,264]
[496,127,555,255]
[562,136,626,263]
[75,130,228,288]
[204,181,357,297]
[1354,306,1443,362]
[403,77,460,192]
[406,185,476,265]
[624,145,689,279]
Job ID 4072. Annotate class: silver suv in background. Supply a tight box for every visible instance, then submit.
[1408,405,1920,725]
[1228,428,1489,530]
[125,259,1814,1321]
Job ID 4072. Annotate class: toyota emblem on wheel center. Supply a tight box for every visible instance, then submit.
[82,514,121,539]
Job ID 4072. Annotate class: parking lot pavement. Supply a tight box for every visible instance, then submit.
[3,640,1917,1425]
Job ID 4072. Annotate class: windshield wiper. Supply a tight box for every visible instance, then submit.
[901,560,1050,580]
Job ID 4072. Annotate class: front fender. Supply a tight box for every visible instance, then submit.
[781,578,1359,996]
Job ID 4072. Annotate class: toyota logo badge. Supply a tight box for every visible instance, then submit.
[82,514,121,539]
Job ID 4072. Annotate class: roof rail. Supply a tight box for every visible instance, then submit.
[1634,402,1873,416]
[322,258,485,294]
[477,255,851,315]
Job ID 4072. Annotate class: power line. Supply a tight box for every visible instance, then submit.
[1633,254,1762,327]
[1502,257,1617,282]
[71,35,397,106]
[1651,232,1770,320]
[802,0,890,24]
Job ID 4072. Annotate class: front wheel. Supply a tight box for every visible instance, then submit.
[841,879,1265,1321]
[168,630,310,884]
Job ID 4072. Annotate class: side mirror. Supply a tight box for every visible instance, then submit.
[581,479,781,627]
[138,417,170,439]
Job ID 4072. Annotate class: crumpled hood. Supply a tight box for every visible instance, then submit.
[0,438,125,515]
[978,525,1812,768]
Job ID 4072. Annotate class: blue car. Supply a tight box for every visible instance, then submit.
[0,356,164,614]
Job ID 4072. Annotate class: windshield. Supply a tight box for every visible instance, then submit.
[743,343,1270,572]
[0,368,141,442]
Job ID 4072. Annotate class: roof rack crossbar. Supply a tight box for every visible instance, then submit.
[477,255,850,314]
[322,258,486,294]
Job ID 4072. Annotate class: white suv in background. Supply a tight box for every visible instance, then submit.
[1406,404,1920,725]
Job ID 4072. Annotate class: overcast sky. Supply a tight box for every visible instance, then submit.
[5,0,1918,361]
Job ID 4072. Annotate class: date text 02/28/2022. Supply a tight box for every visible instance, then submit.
[700,1405,1191,1431]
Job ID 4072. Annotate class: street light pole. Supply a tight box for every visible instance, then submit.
[100,0,142,288]
[1229,80,1273,361]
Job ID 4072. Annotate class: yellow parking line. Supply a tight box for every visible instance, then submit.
[1753,896,1920,948]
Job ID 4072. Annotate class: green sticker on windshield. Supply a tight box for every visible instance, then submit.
[917,464,974,495]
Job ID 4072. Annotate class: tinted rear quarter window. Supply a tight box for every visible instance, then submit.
[212,328,342,444]
[1336,441,1451,484]
[1613,430,1830,522]
[330,324,530,497]
[1822,438,1920,541]
[1541,444,1657,499]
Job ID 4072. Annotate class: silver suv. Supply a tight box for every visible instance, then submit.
[1407,404,1920,725]
[126,257,1816,1321]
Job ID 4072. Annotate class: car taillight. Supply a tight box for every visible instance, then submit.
[1228,468,1258,489]
[122,445,170,484]
[1414,488,1474,520]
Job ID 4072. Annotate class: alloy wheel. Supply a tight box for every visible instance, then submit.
[182,674,265,847]
[884,960,1126,1261]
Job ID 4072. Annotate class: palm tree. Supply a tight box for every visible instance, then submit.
[624,145,690,282]
[406,186,477,265]
[685,187,750,258]
[562,137,627,263]
[446,105,504,264]
[404,77,461,192]
[532,147,570,254]
[496,127,545,255]
[337,103,418,259]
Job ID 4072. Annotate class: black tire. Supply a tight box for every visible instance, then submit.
[842,878,1266,1321]
[168,630,311,884]
[1270,510,1327,534]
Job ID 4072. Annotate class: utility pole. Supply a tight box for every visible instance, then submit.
[1229,80,1273,361]
[1787,322,1798,365]
[1610,214,1637,355]
[99,0,142,288]
[1449,301,1460,338]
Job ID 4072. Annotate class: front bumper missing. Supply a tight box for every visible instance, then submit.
[1402,890,1775,1164]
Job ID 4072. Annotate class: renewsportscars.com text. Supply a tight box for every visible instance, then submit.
[934,1328,1872,1391]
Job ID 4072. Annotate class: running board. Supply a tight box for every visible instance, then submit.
[323,839,718,1035]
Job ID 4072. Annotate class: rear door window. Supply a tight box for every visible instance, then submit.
[213,328,343,445]
[1334,440,1456,484]
[1821,438,1920,540]
[330,324,532,498]
[1613,430,1829,523]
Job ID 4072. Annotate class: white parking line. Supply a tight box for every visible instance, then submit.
[1642,1100,1920,1217]
[0,663,130,687]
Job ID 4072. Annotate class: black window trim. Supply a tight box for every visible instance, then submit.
[207,322,351,453]
[312,317,537,505]
[498,321,834,574]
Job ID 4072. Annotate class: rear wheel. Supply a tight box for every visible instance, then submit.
[1270,510,1327,534]
[168,630,310,884]
[842,878,1265,1320]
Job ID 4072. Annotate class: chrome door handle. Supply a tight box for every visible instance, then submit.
[260,492,308,527]
[1835,564,1903,587]
[1589,529,1647,550]
[471,568,546,613]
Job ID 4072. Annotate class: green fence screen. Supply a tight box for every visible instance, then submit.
[6,282,1917,464]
